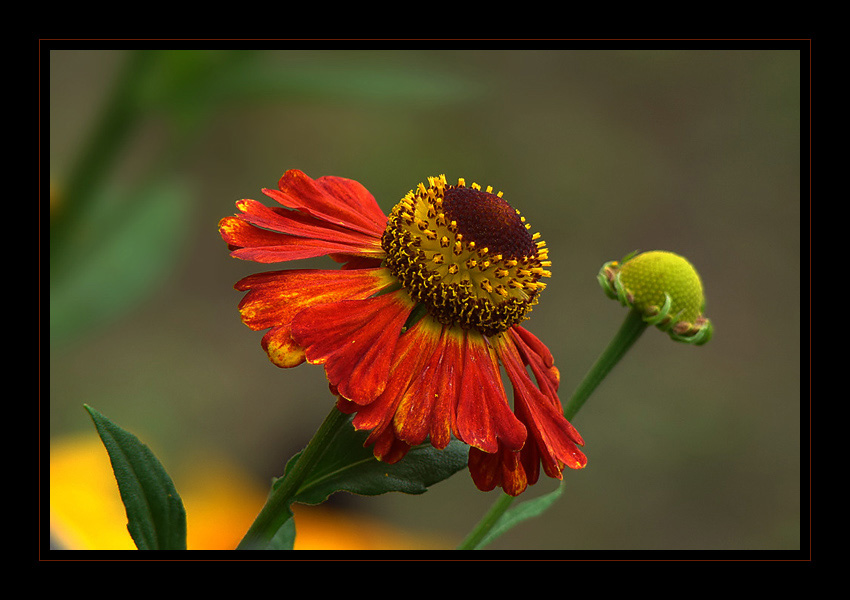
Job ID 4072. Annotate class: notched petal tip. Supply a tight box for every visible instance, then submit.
[468,446,530,497]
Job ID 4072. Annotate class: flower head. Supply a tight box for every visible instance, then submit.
[220,170,586,495]
[382,176,550,336]
[598,250,713,345]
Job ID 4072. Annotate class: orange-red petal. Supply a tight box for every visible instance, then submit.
[234,268,393,368]
[218,168,389,265]
[349,319,437,435]
[291,290,414,405]
[389,322,449,447]
[350,322,462,454]
[427,328,462,450]
[242,196,384,251]
[218,214,382,264]
[368,425,413,464]
[263,169,387,239]
[261,327,306,368]
[511,325,555,369]
[236,268,391,330]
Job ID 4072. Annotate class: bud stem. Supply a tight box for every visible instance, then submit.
[459,308,648,549]
[564,308,648,420]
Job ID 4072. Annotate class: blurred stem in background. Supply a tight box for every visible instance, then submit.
[50,51,195,345]
[49,50,262,345]
[51,52,154,261]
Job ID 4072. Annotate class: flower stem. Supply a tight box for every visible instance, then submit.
[457,491,516,550]
[237,406,350,550]
[563,308,648,421]
[458,309,648,549]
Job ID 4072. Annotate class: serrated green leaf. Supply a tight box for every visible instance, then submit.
[84,405,187,550]
[281,419,469,506]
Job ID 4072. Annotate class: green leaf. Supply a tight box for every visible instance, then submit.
[281,420,469,506]
[84,405,187,550]
[266,515,297,550]
[259,417,468,549]
[474,483,565,549]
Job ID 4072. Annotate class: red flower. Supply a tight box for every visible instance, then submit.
[219,170,586,495]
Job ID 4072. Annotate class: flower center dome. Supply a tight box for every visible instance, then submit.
[381,175,551,336]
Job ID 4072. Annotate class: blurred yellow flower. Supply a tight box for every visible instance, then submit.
[49,434,450,550]
[50,434,137,550]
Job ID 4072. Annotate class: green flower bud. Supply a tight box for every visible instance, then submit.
[598,250,713,345]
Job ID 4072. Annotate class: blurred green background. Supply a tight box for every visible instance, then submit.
[48,48,802,551]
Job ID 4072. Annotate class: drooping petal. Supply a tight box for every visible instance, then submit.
[455,330,526,454]
[263,169,387,238]
[467,446,500,492]
[513,397,542,486]
[510,325,560,393]
[511,325,555,369]
[353,322,463,451]
[290,290,414,405]
[497,448,529,497]
[494,333,587,478]
[509,326,560,402]
[336,394,412,464]
[234,268,394,368]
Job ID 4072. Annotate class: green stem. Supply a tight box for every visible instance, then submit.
[237,406,350,550]
[458,309,648,549]
[564,308,648,421]
[457,492,515,550]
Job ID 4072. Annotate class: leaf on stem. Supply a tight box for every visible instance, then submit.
[280,419,469,505]
[263,416,469,549]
